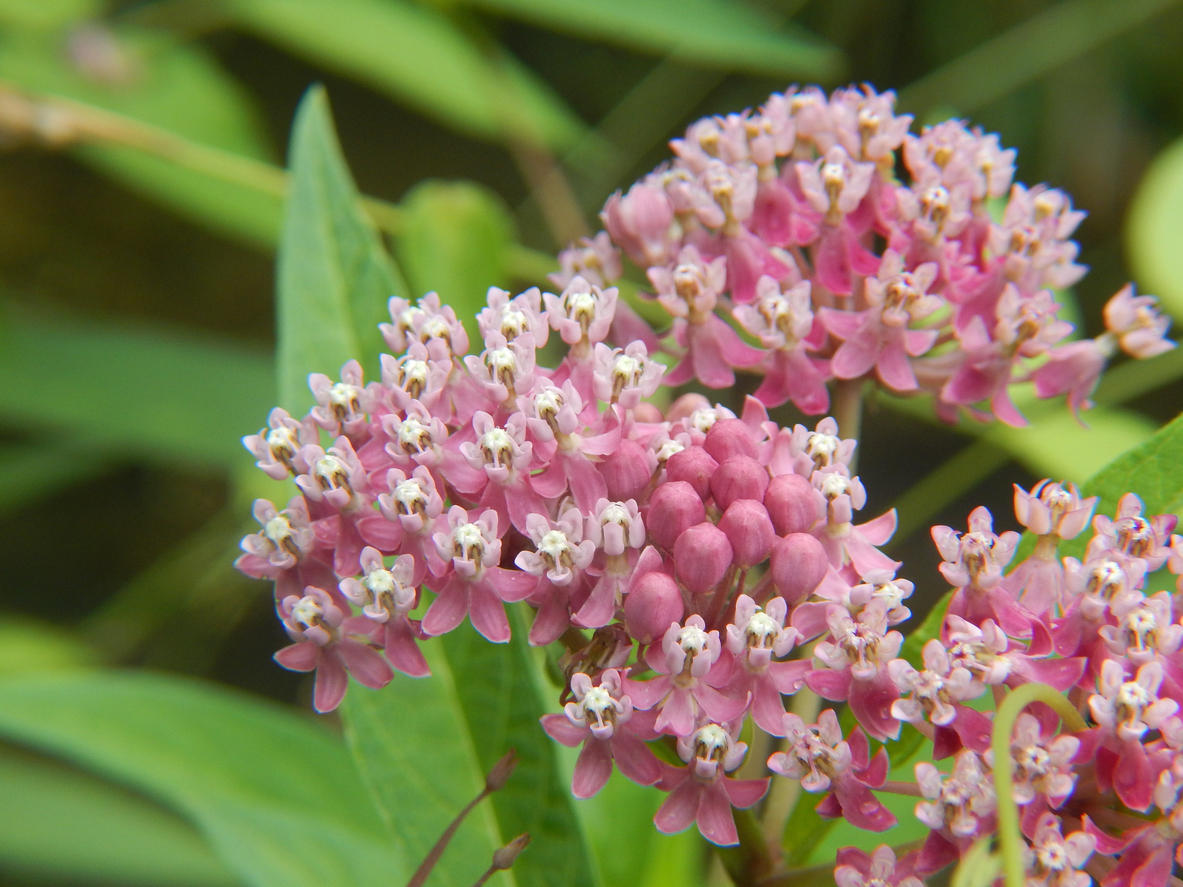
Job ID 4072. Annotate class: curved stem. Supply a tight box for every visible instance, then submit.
[991,683,1087,887]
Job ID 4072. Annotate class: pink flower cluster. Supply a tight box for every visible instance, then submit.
[235,83,1182,883]
[560,84,1172,424]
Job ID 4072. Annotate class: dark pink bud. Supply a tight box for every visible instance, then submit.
[710,456,769,510]
[704,418,758,462]
[770,533,828,604]
[601,439,651,501]
[764,474,824,535]
[666,392,711,423]
[665,446,718,500]
[647,481,707,549]
[673,522,733,593]
[624,571,685,643]
[718,499,775,567]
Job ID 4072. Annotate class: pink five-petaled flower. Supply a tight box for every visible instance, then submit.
[834,845,921,887]
[338,547,429,678]
[1025,813,1095,887]
[423,506,536,643]
[913,750,996,874]
[767,708,895,832]
[888,638,991,757]
[723,594,811,735]
[514,509,596,645]
[1103,284,1174,359]
[653,722,768,846]
[540,670,661,798]
[628,615,748,737]
[274,586,393,713]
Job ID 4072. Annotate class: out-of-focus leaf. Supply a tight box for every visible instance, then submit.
[395,179,515,343]
[0,616,96,675]
[0,0,97,30]
[464,0,842,78]
[276,86,406,410]
[0,438,111,516]
[343,611,597,887]
[222,0,586,150]
[0,671,408,887]
[0,307,274,470]
[0,749,237,886]
[1082,412,1183,521]
[1128,136,1183,323]
[0,27,280,245]
[984,405,1156,482]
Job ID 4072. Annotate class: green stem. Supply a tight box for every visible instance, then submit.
[718,807,774,886]
[991,683,1087,887]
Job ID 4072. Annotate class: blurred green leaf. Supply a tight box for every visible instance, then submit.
[0,306,274,470]
[0,749,237,886]
[395,179,515,342]
[1082,411,1183,520]
[0,438,111,516]
[1128,136,1183,323]
[277,86,406,410]
[0,616,97,675]
[0,26,280,245]
[0,0,98,30]
[343,611,597,887]
[464,0,841,78]
[222,0,587,150]
[0,671,408,887]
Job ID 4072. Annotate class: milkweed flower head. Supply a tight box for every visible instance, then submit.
[236,82,1182,883]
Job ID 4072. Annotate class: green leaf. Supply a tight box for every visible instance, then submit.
[0,306,274,471]
[223,0,586,150]
[1082,411,1183,519]
[0,26,281,245]
[0,0,97,30]
[0,616,97,675]
[1128,136,1183,324]
[343,611,597,887]
[0,438,111,517]
[276,86,407,411]
[395,179,516,344]
[0,671,408,887]
[0,749,237,886]
[463,0,842,78]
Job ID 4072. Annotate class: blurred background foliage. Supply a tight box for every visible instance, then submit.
[2,0,1183,884]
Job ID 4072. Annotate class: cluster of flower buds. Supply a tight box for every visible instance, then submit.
[557,84,1172,423]
[236,83,1182,886]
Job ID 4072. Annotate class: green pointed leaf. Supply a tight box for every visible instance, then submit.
[1082,411,1183,519]
[0,306,274,470]
[0,671,407,887]
[463,0,842,78]
[343,611,597,887]
[277,86,407,411]
[0,750,236,886]
[0,27,280,246]
[1128,136,1183,324]
[395,180,516,344]
[223,0,586,150]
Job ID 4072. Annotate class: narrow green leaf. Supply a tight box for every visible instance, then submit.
[395,180,516,343]
[0,306,274,470]
[0,438,111,516]
[0,616,97,675]
[342,611,597,887]
[0,671,407,887]
[276,86,407,411]
[0,27,280,245]
[0,0,97,29]
[223,0,586,150]
[0,749,237,886]
[464,0,842,78]
[1128,136,1183,324]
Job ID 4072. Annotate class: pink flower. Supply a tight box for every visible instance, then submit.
[653,722,768,846]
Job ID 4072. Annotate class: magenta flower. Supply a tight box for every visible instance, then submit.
[653,722,768,846]
[339,548,428,678]
[540,670,661,798]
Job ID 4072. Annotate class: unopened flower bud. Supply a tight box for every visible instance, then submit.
[703,418,758,462]
[634,402,664,424]
[647,481,707,549]
[485,748,518,792]
[710,455,769,510]
[719,499,775,566]
[491,833,531,871]
[665,446,718,500]
[600,439,651,501]
[764,473,823,534]
[625,570,685,643]
[770,533,828,604]
[674,522,733,593]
